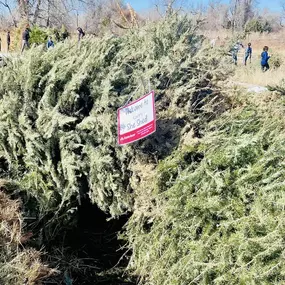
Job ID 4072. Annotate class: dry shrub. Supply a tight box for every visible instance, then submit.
[0,190,21,245]
[0,182,56,285]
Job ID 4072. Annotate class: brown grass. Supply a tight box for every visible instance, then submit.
[0,190,21,244]
[204,29,285,86]
[232,39,285,86]
[0,180,57,285]
[204,29,285,49]
[233,64,285,86]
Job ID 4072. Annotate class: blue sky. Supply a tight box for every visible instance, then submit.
[128,0,282,12]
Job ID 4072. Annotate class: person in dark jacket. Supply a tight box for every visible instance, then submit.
[7,31,10,52]
[47,36,54,49]
[21,27,30,53]
[77,27,85,42]
[244,43,252,65]
[261,46,270,72]
[61,27,69,41]
[0,37,2,52]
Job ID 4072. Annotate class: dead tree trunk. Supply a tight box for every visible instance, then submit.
[0,0,18,27]
[17,0,29,23]
[46,0,51,27]
[33,0,42,25]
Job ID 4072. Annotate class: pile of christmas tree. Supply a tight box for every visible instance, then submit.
[1,14,284,285]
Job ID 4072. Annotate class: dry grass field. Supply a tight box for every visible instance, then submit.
[233,31,285,86]
[205,30,285,86]
[233,61,285,87]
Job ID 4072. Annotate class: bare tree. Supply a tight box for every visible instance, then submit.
[17,0,29,22]
[0,0,18,27]
[206,0,230,30]
[152,0,181,16]
[33,0,42,24]
[230,0,254,31]
[0,0,138,33]
[280,1,285,27]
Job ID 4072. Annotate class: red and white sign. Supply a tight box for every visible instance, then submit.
[118,91,156,145]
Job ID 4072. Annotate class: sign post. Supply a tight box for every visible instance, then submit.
[118,91,156,145]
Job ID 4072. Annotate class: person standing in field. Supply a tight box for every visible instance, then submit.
[231,41,244,65]
[61,27,69,41]
[210,36,220,48]
[244,43,252,65]
[210,38,216,48]
[21,27,30,53]
[77,27,85,42]
[261,46,270,72]
[0,37,2,52]
[7,31,10,52]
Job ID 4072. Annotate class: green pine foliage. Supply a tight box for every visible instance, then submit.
[126,92,285,285]
[6,15,284,285]
[29,26,69,45]
[0,15,230,219]
[29,25,49,45]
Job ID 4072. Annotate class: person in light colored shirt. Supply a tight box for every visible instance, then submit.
[231,41,244,65]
